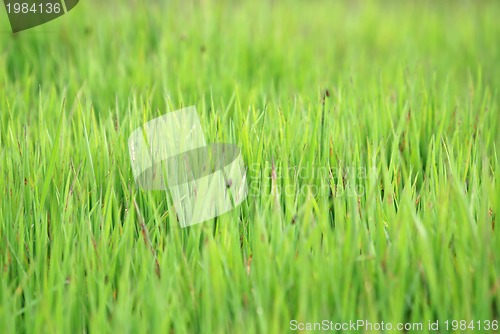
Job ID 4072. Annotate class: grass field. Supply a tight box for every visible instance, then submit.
[0,0,499,333]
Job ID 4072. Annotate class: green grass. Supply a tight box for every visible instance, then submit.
[0,0,499,333]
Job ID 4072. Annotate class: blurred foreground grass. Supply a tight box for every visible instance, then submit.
[0,0,499,333]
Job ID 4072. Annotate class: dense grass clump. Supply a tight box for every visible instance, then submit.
[0,0,498,333]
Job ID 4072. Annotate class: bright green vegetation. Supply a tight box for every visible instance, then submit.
[0,0,499,333]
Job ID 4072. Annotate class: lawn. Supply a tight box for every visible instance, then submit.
[0,0,499,333]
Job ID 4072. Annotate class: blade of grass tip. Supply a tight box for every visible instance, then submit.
[82,106,97,186]
[39,98,65,206]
